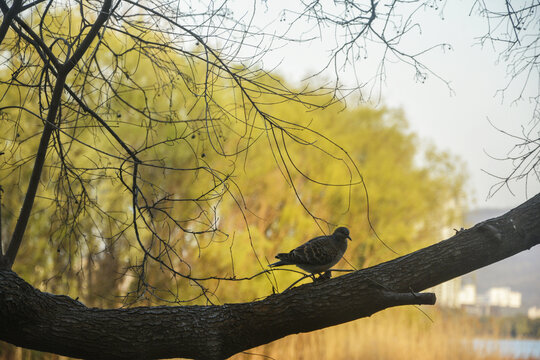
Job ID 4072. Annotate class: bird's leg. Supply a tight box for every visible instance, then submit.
[321,270,332,280]
[313,271,332,282]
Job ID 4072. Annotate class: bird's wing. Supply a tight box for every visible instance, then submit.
[279,235,338,266]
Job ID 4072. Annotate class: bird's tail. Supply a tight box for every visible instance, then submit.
[268,253,289,267]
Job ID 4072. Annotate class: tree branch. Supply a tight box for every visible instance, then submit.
[0,0,22,45]
[1,193,539,359]
[3,71,67,269]
[0,0,112,269]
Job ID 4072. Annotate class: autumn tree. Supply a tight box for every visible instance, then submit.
[0,1,539,359]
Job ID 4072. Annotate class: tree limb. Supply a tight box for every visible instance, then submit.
[1,193,539,359]
[0,0,112,269]
[0,0,22,45]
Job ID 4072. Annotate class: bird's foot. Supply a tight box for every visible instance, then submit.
[313,271,332,282]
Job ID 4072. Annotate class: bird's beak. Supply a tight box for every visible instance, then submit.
[347,236,352,241]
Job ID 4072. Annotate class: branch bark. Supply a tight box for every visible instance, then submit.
[1,193,539,359]
[0,0,22,45]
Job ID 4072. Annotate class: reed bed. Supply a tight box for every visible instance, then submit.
[232,307,527,360]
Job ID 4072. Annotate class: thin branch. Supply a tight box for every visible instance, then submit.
[2,0,113,269]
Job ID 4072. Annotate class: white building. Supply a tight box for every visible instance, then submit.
[434,281,524,316]
[528,306,540,319]
[487,287,522,308]
[458,284,477,305]
[432,277,462,308]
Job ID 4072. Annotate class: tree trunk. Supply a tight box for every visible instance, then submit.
[1,193,539,359]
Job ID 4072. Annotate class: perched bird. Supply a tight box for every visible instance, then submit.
[269,227,351,275]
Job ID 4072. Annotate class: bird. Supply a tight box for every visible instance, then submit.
[269,227,351,276]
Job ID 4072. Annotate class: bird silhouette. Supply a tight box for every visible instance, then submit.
[269,227,351,276]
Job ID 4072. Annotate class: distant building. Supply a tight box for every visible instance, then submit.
[487,287,522,308]
[459,283,489,316]
[434,280,524,316]
[469,286,522,316]
[432,277,462,308]
[528,306,540,319]
[458,284,476,305]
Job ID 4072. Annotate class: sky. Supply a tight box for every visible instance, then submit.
[379,3,540,210]
[230,0,539,210]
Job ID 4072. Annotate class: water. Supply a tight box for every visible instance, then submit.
[472,338,540,359]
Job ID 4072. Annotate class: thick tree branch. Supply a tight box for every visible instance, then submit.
[1,193,539,359]
[3,71,68,269]
[0,0,22,45]
[0,269,434,360]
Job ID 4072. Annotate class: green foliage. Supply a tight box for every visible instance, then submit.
[201,103,467,301]
[0,14,466,306]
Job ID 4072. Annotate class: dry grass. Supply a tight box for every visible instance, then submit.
[231,307,525,360]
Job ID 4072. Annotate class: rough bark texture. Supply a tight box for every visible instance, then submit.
[1,193,539,360]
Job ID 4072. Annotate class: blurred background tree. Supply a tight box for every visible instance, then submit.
[0,2,467,307]
[0,0,537,358]
[0,22,466,304]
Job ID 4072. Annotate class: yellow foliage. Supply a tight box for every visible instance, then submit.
[0,12,466,306]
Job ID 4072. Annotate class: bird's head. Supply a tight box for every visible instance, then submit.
[334,226,352,241]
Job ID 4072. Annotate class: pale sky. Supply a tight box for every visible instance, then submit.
[380,3,540,210]
[231,0,539,210]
